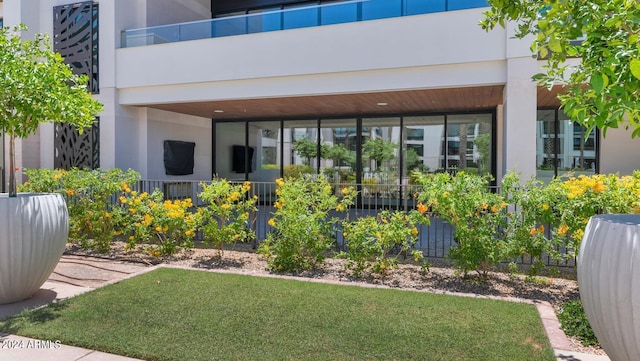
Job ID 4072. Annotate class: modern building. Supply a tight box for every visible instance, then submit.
[2,0,640,194]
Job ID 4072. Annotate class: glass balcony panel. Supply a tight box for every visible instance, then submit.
[404,0,446,15]
[320,2,358,25]
[122,0,488,47]
[248,9,282,33]
[283,5,319,30]
[447,0,488,11]
[361,0,402,20]
[179,21,212,42]
[212,16,247,38]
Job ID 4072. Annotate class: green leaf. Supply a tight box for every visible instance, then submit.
[590,74,604,93]
[548,36,562,53]
[630,59,640,81]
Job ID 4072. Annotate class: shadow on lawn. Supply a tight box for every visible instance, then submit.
[0,301,69,334]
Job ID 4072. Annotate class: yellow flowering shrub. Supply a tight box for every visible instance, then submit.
[114,189,197,256]
[415,170,640,277]
[196,180,257,258]
[258,175,355,272]
[21,168,140,252]
[339,210,428,275]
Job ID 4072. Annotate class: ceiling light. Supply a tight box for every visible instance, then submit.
[213,109,224,113]
[376,102,388,106]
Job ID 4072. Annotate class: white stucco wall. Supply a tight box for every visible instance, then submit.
[117,8,506,105]
[599,127,640,175]
[146,109,212,180]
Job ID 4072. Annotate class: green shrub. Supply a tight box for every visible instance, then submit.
[415,171,511,277]
[557,300,599,347]
[113,189,197,256]
[197,180,257,258]
[258,176,355,272]
[21,168,140,252]
[339,210,427,275]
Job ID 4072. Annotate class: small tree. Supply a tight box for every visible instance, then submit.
[0,25,103,196]
[292,138,318,166]
[481,0,640,137]
[363,138,397,168]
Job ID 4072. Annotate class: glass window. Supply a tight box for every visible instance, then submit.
[215,122,249,180]
[406,127,424,141]
[250,121,281,182]
[283,120,319,178]
[536,109,597,182]
[403,116,445,177]
[446,114,492,175]
[361,118,401,186]
[319,118,358,184]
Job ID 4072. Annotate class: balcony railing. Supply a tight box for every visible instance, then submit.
[121,0,488,48]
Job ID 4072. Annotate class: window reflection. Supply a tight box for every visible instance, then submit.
[319,119,358,184]
[284,120,319,178]
[536,109,597,182]
[446,114,492,175]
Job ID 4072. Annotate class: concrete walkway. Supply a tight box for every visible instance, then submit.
[0,255,610,361]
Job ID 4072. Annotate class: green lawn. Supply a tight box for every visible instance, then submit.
[0,268,555,361]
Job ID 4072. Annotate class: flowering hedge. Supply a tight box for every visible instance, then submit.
[414,171,640,277]
[21,168,140,252]
[258,175,355,272]
[21,168,640,275]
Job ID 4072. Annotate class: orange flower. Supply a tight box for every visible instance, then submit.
[557,224,569,236]
[529,227,537,236]
[417,203,428,214]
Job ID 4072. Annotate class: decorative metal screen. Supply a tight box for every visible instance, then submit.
[53,1,99,93]
[54,119,100,170]
[53,2,100,170]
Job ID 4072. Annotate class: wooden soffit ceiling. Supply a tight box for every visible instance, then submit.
[148,86,506,120]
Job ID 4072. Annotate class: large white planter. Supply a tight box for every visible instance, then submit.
[0,193,69,304]
[578,214,640,361]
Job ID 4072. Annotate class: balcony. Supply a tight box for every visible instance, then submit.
[121,0,488,48]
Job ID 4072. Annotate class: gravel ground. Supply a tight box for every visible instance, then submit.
[65,241,604,355]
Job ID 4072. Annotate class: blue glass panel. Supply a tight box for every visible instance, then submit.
[212,17,247,37]
[362,0,402,20]
[404,0,446,15]
[283,6,319,30]
[320,2,358,25]
[248,9,281,33]
[447,0,488,11]
[180,21,212,41]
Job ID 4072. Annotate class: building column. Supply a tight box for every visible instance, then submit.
[502,57,537,180]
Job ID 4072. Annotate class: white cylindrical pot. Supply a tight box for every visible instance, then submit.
[0,193,69,304]
[578,214,640,361]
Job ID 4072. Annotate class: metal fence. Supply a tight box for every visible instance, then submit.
[131,179,575,268]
